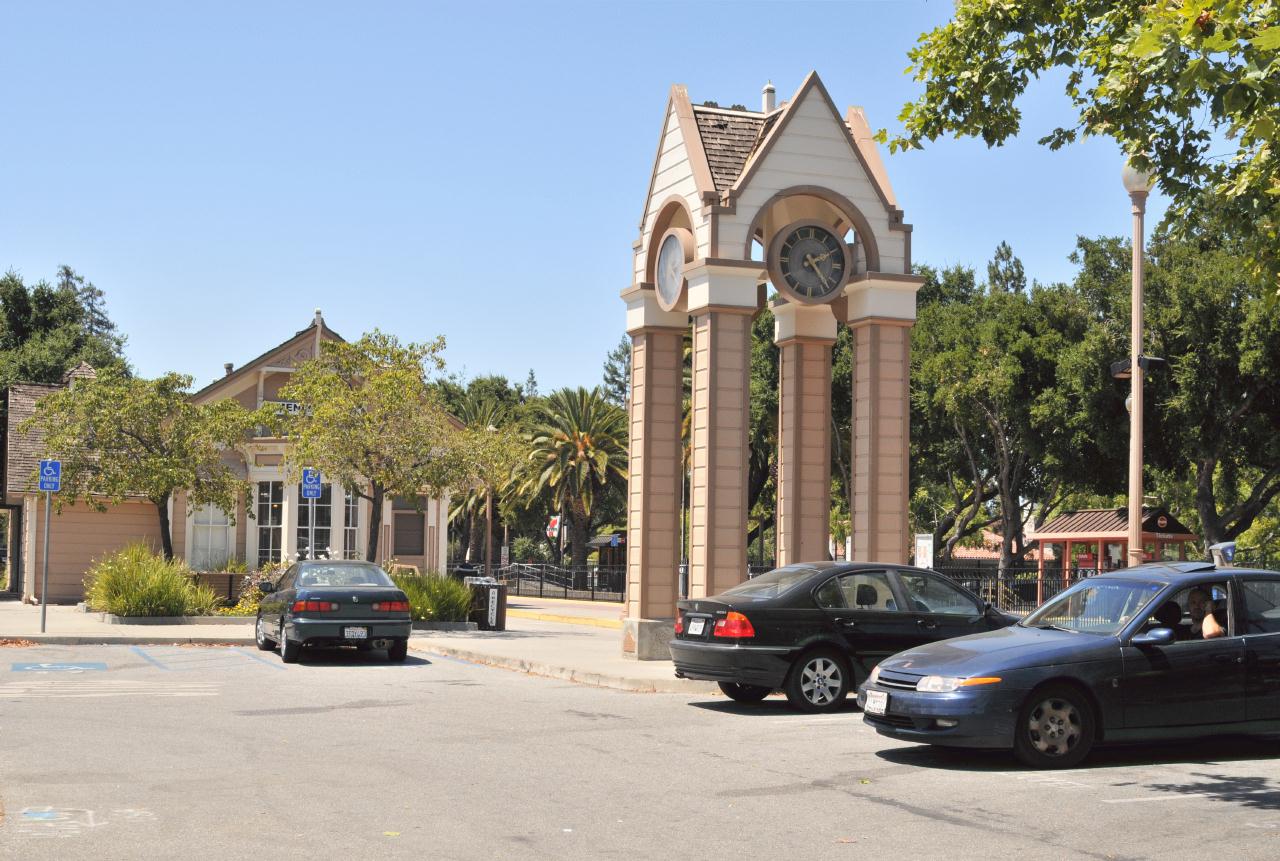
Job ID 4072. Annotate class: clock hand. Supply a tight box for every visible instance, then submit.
[805,254,832,291]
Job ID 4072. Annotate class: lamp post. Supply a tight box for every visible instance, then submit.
[1122,159,1154,567]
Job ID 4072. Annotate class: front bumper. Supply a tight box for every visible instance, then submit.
[286,617,412,645]
[856,682,1023,750]
[669,640,793,689]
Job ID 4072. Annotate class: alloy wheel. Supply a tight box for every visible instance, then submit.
[1026,696,1082,757]
[800,657,842,706]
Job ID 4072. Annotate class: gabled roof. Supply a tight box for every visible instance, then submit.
[191,312,344,402]
[691,105,772,192]
[1036,507,1198,539]
[4,382,65,495]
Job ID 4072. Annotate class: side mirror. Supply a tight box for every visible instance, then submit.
[1132,627,1175,647]
[257,581,275,595]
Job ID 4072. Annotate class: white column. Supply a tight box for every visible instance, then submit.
[282,481,298,561]
[330,482,344,560]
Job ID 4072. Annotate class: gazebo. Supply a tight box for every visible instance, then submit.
[1031,506,1199,602]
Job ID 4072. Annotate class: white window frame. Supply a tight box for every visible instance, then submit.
[185,502,235,572]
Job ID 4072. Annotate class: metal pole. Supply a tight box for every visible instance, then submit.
[1127,189,1148,568]
[40,491,50,633]
[485,486,493,580]
[308,496,315,560]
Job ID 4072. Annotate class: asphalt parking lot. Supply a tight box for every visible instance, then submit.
[1,644,1278,860]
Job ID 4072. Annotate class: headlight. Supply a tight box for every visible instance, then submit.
[867,665,881,685]
[917,675,1003,693]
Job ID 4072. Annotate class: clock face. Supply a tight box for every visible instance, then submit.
[776,224,847,301]
[656,233,685,308]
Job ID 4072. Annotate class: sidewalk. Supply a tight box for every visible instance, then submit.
[0,600,715,696]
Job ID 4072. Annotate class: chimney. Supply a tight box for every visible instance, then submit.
[314,308,323,328]
[762,80,776,113]
[224,362,234,377]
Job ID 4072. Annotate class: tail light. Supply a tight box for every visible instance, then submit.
[372,600,410,612]
[714,611,755,639]
[291,600,339,613]
[674,612,684,635]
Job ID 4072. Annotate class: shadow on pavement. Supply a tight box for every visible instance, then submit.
[875,734,1280,772]
[688,698,862,716]
[288,647,432,667]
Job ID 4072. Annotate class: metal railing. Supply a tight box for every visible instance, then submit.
[932,564,1108,614]
[448,561,625,603]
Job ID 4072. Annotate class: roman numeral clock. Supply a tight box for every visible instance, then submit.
[767,220,851,304]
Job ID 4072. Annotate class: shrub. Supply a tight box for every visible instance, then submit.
[217,575,267,616]
[511,536,550,564]
[84,542,220,617]
[391,573,473,622]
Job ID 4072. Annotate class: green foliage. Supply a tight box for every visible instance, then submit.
[276,331,464,562]
[391,573,473,622]
[885,0,1280,291]
[601,335,631,406]
[217,576,265,616]
[84,543,220,617]
[25,367,255,559]
[0,267,126,389]
[511,535,550,563]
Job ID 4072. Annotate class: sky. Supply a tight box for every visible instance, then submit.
[2,1,1165,394]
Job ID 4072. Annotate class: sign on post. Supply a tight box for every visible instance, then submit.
[914,533,935,570]
[39,460,61,492]
[301,468,322,499]
[545,516,560,540]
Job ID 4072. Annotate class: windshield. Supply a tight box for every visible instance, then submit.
[296,563,395,588]
[722,565,819,599]
[1021,578,1164,636]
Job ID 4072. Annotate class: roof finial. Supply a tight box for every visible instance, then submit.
[314,308,323,327]
[762,79,776,113]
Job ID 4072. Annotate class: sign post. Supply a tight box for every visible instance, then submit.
[301,468,322,559]
[38,460,61,633]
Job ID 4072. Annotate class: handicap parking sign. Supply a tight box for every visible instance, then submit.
[301,467,322,499]
[38,460,61,492]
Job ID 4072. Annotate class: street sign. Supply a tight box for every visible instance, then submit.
[914,533,935,569]
[301,468,322,499]
[546,516,560,539]
[38,460,61,492]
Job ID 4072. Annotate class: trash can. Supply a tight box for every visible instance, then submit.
[463,576,507,631]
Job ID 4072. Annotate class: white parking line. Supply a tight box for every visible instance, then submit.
[1103,794,1208,803]
[0,680,219,699]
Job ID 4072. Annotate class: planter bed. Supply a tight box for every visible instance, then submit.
[98,614,251,626]
[412,621,478,632]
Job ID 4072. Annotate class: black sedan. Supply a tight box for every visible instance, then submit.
[670,562,1017,712]
[858,561,1280,768]
[255,560,413,663]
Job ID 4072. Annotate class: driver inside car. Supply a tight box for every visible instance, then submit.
[1187,586,1226,640]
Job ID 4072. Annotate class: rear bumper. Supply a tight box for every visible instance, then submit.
[286,617,412,645]
[856,682,1023,750]
[669,640,793,689]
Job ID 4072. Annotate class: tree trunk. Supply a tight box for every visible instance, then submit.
[366,484,384,563]
[156,495,173,560]
[567,501,590,571]
[467,507,484,561]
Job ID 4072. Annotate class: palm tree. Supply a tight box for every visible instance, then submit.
[518,387,628,570]
[449,396,507,563]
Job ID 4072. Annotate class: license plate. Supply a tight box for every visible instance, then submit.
[865,690,888,715]
[687,618,706,636]
[343,626,368,640]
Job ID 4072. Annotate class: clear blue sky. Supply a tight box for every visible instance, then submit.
[3,1,1163,393]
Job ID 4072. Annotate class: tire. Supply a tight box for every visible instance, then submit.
[718,681,772,703]
[387,638,408,663]
[254,614,276,651]
[279,619,301,664]
[1013,683,1096,769]
[783,648,850,713]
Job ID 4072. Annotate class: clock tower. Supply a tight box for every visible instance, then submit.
[621,73,923,659]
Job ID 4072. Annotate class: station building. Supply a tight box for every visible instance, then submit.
[2,312,450,602]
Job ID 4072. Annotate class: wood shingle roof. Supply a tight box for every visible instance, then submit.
[692,106,771,192]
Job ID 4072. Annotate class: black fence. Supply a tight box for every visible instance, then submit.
[933,564,1105,614]
[448,562,626,603]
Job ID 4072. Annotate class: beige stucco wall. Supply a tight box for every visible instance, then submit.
[635,99,711,285]
[849,321,911,563]
[25,498,164,603]
[776,337,834,565]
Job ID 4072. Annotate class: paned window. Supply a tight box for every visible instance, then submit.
[343,490,360,559]
[256,481,284,564]
[296,483,333,560]
[190,503,232,571]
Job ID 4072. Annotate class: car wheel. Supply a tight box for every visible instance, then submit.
[254,614,276,651]
[718,682,772,703]
[387,638,408,663]
[279,619,300,664]
[1013,683,1096,769]
[783,648,850,713]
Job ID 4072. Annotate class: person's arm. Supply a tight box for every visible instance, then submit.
[1203,611,1226,640]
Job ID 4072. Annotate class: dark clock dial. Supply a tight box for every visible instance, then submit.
[777,225,846,300]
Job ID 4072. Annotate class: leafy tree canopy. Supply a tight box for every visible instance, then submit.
[885,1,1280,290]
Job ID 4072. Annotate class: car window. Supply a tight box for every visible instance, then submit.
[897,572,979,616]
[1152,583,1232,641]
[814,577,844,609]
[1242,579,1280,635]
[1022,578,1164,635]
[296,564,395,588]
[276,565,298,592]
[837,571,898,611]
[723,565,819,599]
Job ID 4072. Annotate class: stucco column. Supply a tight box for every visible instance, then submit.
[773,301,837,566]
[620,285,686,659]
[686,260,763,599]
[844,274,922,564]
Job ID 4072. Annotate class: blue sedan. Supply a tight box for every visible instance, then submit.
[857,561,1280,768]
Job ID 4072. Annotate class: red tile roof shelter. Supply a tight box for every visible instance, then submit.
[1031,506,1199,604]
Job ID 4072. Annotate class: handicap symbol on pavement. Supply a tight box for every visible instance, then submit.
[12,662,107,673]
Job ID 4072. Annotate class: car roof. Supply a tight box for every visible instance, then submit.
[1090,562,1280,583]
[297,560,378,567]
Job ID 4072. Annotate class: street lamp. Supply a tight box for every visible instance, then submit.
[1122,158,1154,567]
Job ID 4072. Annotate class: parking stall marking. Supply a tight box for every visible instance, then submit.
[130,646,280,672]
[0,679,219,699]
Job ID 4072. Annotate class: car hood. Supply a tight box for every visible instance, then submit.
[880,625,1118,676]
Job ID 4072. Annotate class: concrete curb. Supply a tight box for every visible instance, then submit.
[98,614,249,626]
[409,642,717,695]
[4,635,257,646]
[411,621,478,632]
[506,610,622,630]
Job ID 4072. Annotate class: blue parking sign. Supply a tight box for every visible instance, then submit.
[301,467,322,499]
[38,460,60,493]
